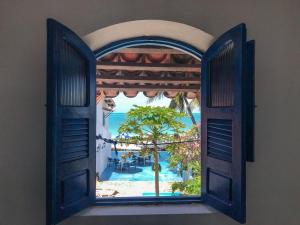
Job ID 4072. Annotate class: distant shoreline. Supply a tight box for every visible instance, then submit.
[108,112,201,138]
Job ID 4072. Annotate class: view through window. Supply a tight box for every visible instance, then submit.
[95,45,201,198]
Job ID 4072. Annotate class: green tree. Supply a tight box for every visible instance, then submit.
[169,93,198,127]
[170,162,201,195]
[166,127,201,195]
[117,106,186,196]
[147,92,200,135]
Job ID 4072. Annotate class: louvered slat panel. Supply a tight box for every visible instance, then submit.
[207,119,232,161]
[209,41,234,107]
[60,39,87,106]
[61,119,89,161]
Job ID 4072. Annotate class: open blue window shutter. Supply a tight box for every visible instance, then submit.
[47,19,96,225]
[201,24,254,223]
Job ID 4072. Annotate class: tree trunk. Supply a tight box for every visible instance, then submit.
[153,147,160,196]
[183,97,197,125]
[183,97,200,137]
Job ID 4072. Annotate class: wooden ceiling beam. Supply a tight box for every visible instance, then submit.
[96,75,200,84]
[97,83,200,92]
[97,78,200,85]
[96,62,201,73]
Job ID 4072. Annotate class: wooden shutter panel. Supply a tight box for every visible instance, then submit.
[201,24,254,223]
[46,19,96,225]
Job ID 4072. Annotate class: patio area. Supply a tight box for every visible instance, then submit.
[96,151,183,197]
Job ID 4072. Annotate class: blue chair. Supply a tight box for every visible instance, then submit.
[130,158,137,169]
[113,158,120,168]
[116,161,130,172]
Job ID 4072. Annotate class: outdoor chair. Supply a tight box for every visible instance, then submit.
[137,156,144,165]
[129,158,137,169]
[116,161,130,172]
[113,158,120,168]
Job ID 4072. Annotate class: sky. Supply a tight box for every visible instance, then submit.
[112,92,200,113]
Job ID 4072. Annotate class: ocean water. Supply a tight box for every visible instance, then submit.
[108,112,201,137]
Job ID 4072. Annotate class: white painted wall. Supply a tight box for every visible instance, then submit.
[84,20,214,57]
[96,98,112,178]
[0,1,299,225]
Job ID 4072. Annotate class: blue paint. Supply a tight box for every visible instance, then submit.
[94,36,203,60]
[47,19,97,225]
[201,23,251,223]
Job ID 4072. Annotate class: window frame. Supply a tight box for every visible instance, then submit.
[93,36,204,205]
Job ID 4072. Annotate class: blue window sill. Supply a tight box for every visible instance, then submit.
[76,203,216,217]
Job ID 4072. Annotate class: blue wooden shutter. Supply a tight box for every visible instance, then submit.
[46,19,96,225]
[201,24,254,223]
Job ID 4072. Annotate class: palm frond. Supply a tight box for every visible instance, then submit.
[146,91,164,104]
[169,99,177,109]
[188,98,200,112]
[169,93,186,113]
[178,94,185,113]
[190,98,200,108]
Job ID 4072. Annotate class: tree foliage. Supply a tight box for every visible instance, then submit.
[117,105,186,196]
[147,92,200,132]
[118,105,186,144]
[166,126,201,195]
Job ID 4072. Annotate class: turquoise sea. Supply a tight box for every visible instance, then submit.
[108,112,200,137]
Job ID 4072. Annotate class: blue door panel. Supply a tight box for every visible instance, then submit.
[201,24,254,223]
[47,19,96,225]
